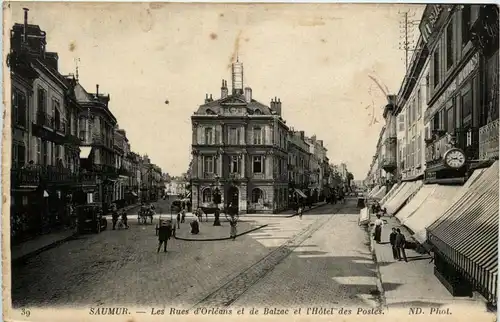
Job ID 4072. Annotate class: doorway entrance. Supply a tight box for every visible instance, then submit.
[227,186,239,210]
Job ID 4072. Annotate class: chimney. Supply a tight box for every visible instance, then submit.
[23,8,29,43]
[45,52,59,71]
[221,79,228,99]
[244,87,252,103]
[210,94,213,101]
[275,98,282,116]
[96,84,99,97]
[300,131,305,140]
[205,93,209,104]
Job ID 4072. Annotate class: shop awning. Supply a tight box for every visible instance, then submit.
[294,189,307,198]
[381,183,406,208]
[427,162,498,304]
[427,168,488,231]
[79,146,92,159]
[367,185,380,198]
[379,183,400,205]
[382,181,423,216]
[370,186,387,200]
[396,184,436,223]
[359,207,370,225]
[402,185,461,243]
[185,191,192,199]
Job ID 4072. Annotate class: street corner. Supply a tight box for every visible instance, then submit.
[173,220,268,241]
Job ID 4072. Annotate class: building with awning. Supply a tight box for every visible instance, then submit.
[370,186,387,200]
[426,162,498,305]
[79,146,93,159]
[395,184,436,224]
[382,180,423,216]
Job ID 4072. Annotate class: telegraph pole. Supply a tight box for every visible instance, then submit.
[398,10,420,71]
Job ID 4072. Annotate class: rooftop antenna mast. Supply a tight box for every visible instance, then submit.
[398,9,420,71]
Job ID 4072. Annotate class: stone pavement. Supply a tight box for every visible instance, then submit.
[173,219,266,241]
[12,202,142,263]
[370,214,488,312]
[231,201,380,309]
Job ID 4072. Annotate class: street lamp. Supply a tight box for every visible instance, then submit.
[210,175,222,226]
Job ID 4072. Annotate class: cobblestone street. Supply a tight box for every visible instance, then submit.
[12,200,378,309]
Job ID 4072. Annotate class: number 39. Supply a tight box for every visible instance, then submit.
[21,308,31,317]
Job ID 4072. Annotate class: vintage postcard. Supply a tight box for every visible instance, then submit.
[2,2,498,322]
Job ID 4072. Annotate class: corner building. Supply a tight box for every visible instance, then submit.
[191,59,289,214]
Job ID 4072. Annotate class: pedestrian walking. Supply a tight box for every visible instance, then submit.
[389,228,398,260]
[181,208,186,223]
[298,201,304,219]
[176,212,181,229]
[373,214,384,243]
[395,228,408,262]
[157,220,173,253]
[228,215,237,240]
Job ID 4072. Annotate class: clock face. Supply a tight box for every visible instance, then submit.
[444,149,466,169]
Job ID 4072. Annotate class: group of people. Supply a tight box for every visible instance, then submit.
[110,203,129,230]
[373,214,408,262]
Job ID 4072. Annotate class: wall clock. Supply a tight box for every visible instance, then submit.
[443,148,466,169]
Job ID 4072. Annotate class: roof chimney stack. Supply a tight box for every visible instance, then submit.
[244,87,252,103]
[276,98,282,116]
[96,84,99,97]
[221,79,228,99]
[23,8,29,43]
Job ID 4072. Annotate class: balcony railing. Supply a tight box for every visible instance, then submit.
[92,164,118,175]
[11,164,78,187]
[54,119,66,134]
[36,110,54,128]
[425,134,449,166]
[92,134,113,147]
[479,119,499,160]
[118,166,131,177]
[381,157,397,170]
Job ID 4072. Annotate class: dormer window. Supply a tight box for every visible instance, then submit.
[206,109,215,115]
[254,109,262,115]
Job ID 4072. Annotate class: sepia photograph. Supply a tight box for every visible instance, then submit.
[2,2,499,321]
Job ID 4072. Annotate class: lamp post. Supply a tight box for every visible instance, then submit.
[211,175,222,226]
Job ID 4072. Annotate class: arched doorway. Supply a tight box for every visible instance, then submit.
[227,186,239,209]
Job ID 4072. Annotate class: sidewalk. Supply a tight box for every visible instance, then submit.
[369,214,487,310]
[13,202,141,264]
[186,201,328,219]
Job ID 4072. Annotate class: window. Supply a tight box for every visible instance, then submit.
[446,22,454,69]
[253,156,263,173]
[398,115,405,131]
[432,113,440,131]
[228,127,239,145]
[12,90,27,127]
[205,127,214,145]
[417,89,422,119]
[42,140,49,165]
[251,188,264,203]
[433,50,440,87]
[203,156,214,173]
[253,127,263,145]
[439,109,446,132]
[462,5,471,47]
[462,88,473,125]
[447,104,455,134]
[412,99,417,123]
[417,134,422,165]
[53,100,61,131]
[230,155,239,173]
[202,188,212,203]
[37,87,47,114]
[12,144,26,168]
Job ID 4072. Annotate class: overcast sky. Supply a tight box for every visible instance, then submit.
[7,2,424,179]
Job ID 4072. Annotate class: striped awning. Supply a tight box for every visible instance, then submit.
[396,184,436,223]
[427,162,498,304]
[379,182,400,205]
[383,181,423,216]
[367,185,380,198]
[294,189,307,198]
[403,184,461,243]
[370,186,387,200]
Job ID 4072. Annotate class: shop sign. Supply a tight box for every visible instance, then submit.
[426,52,480,122]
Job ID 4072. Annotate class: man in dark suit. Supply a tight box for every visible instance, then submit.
[395,228,408,262]
[389,228,398,260]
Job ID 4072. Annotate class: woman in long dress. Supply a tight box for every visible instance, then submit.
[373,214,384,243]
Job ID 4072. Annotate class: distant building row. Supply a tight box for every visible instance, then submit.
[9,9,163,240]
[189,59,351,214]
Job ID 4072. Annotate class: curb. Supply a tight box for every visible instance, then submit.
[174,224,268,242]
[12,233,78,266]
[284,202,330,218]
[369,230,387,309]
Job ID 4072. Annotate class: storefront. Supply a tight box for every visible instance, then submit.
[426,162,498,305]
